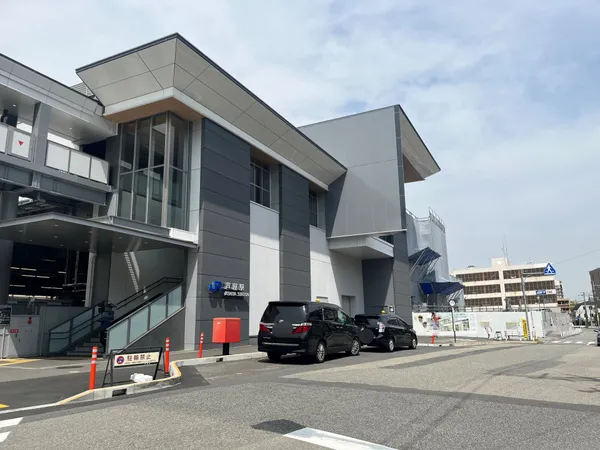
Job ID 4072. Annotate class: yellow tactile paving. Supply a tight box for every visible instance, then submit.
[0,404,8,409]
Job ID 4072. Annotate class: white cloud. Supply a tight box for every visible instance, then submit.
[2,0,599,297]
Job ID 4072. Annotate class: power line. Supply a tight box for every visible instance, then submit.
[556,248,600,265]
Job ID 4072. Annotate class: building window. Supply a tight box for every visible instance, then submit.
[309,190,318,227]
[117,113,188,229]
[251,158,270,207]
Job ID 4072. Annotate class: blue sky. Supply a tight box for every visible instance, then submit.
[3,0,600,298]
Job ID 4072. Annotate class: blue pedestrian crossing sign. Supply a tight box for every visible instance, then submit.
[543,263,556,275]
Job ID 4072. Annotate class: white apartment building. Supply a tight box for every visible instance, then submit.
[452,258,558,311]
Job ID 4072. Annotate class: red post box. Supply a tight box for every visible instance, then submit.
[213,318,241,355]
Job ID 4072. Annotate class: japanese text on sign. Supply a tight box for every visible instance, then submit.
[114,352,160,367]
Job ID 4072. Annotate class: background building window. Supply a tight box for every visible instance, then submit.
[309,190,318,227]
[251,158,270,207]
[117,112,188,229]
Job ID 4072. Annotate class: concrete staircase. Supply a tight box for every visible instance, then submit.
[67,335,104,357]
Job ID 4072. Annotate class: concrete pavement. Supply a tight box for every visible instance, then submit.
[3,342,600,448]
[0,345,258,410]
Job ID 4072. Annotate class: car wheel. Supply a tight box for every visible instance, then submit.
[315,341,327,363]
[347,338,361,356]
[267,352,282,362]
[409,337,418,350]
[385,337,395,352]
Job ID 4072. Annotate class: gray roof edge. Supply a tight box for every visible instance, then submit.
[75,33,347,174]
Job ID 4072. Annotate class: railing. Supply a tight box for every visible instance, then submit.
[48,304,103,353]
[0,122,33,160]
[45,141,109,184]
[113,277,181,320]
[0,122,109,184]
[47,277,182,354]
[106,284,184,353]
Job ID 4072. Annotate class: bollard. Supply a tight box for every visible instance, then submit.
[89,346,98,390]
[198,332,204,358]
[164,337,170,374]
[431,335,435,345]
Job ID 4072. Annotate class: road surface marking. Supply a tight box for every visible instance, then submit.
[552,341,560,343]
[0,404,7,409]
[589,342,596,346]
[0,418,22,429]
[285,427,395,449]
[0,359,39,367]
[564,341,572,344]
[0,431,10,443]
[576,341,583,344]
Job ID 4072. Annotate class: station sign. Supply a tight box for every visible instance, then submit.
[208,280,250,297]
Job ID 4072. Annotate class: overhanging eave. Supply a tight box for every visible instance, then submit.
[0,213,196,253]
[328,235,394,260]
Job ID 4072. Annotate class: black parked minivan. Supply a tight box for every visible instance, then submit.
[355,314,418,351]
[258,301,361,363]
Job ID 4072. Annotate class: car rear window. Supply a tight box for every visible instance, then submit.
[261,304,307,323]
[355,315,381,326]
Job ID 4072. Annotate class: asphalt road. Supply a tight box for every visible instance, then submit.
[3,342,600,449]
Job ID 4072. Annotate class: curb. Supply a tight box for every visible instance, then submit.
[58,351,265,405]
[0,351,265,414]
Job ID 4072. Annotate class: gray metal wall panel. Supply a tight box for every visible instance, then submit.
[199,208,249,238]
[185,119,251,348]
[300,107,403,237]
[281,252,311,271]
[278,165,311,300]
[200,230,250,261]
[129,307,185,352]
[0,164,32,186]
[392,232,412,325]
[362,258,394,314]
[200,168,248,203]
[201,189,250,224]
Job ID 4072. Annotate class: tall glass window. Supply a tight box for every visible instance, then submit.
[117,113,188,229]
[309,190,318,227]
[251,158,270,207]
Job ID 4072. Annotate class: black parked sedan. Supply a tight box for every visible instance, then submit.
[258,301,362,363]
[355,314,418,351]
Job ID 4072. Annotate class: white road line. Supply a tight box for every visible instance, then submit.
[285,427,395,449]
[576,341,584,344]
[552,341,560,343]
[589,342,596,346]
[0,417,22,429]
[564,341,572,344]
[0,431,10,443]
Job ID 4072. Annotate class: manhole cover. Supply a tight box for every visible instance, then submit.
[56,365,84,370]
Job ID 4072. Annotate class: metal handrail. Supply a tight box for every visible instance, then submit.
[48,277,182,354]
[106,283,184,353]
[114,277,182,312]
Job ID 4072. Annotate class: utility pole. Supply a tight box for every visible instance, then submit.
[580,292,589,327]
[591,283,600,327]
[520,270,532,340]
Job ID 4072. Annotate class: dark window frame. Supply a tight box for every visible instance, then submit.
[251,157,270,207]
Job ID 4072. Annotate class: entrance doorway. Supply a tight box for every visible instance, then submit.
[341,295,355,315]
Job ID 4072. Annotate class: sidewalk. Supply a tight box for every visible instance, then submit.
[0,344,260,411]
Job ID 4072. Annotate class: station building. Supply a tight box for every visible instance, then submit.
[0,34,440,357]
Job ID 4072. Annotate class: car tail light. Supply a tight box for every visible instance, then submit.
[292,323,312,334]
[378,321,385,333]
[259,323,272,333]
